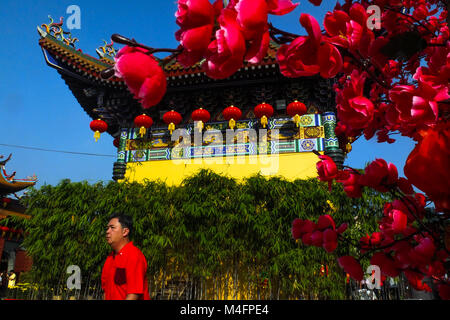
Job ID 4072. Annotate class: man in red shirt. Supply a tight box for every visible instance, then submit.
[101,213,150,300]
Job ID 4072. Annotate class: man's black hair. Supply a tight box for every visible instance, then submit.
[109,213,134,238]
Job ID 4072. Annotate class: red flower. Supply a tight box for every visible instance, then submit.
[392,209,408,234]
[266,0,299,15]
[245,31,270,64]
[337,256,364,281]
[175,0,215,28]
[311,230,323,247]
[308,0,322,6]
[414,237,436,264]
[227,0,297,64]
[336,169,362,198]
[277,14,342,78]
[299,220,316,234]
[324,10,363,49]
[175,0,216,67]
[336,70,376,133]
[389,78,449,128]
[291,218,317,240]
[323,229,338,253]
[114,46,166,109]
[404,270,432,292]
[317,214,335,231]
[316,155,338,191]
[235,0,268,39]
[337,223,348,234]
[370,252,400,278]
[291,218,303,239]
[370,232,382,246]
[301,232,313,246]
[404,123,450,213]
[360,158,398,192]
[232,0,271,64]
[340,96,375,131]
[203,8,246,79]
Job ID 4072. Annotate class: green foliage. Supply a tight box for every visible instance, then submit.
[1,170,388,299]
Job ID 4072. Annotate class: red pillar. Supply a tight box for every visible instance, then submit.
[0,237,5,262]
[14,249,33,273]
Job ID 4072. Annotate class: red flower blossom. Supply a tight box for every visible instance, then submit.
[277,14,342,78]
[389,78,449,128]
[414,237,436,264]
[337,256,364,281]
[323,229,338,253]
[336,169,362,198]
[291,219,317,240]
[370,252,400,278]
[336,70,377,133]
[175,0,216,67]
[404,270,432,292]
[235,0,268,39]
[291,218,303,239]
[337,223,348,234]
[317,214,335,231]
[324,10,364,49]
[114,46,167,109]
[266,0,299,15]
[391,209,408,234]
[360,158,398,192]
[227,0,272,65]
[245,30,270,64]
[203,8,246,79]
[311,230,324,247]
[316,155,338,191]
[404,123,450,213]
[301,232,313,246]
[308,0,322,6]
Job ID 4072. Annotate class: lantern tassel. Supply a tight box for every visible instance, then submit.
[229,118,236,130]
[196,121,203,131]
[168,123,175,135]
[139,126,147,138]
[2,202,7,208]
[261,115,268,128]
[94,131,101,142]
[293,114,301,127]
[346,142,352,153]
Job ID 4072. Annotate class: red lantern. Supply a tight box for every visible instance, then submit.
[222,105,242,129]
[134,114,153,138]
[320,264,329,277]
[113,137,120,148]
[191,108,210,131]
[254,103,274,128]
[287,101,307,127]
[90,119,108,142]
[2,197,11,208]
[163,110,182,134]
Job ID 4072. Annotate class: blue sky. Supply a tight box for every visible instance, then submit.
[0,0,417,191]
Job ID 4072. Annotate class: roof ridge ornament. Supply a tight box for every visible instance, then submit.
[39,15,79,48]
[96,40,117,61]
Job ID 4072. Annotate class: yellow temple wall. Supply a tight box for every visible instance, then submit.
[122,152,321,185]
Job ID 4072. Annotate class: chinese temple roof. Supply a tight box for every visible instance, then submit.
[38,17,337,139]
[0,155,35,220]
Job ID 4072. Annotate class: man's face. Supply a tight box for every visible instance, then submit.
[106,218,127,246]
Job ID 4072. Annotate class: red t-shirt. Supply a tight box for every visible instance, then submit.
[101,242,150,300]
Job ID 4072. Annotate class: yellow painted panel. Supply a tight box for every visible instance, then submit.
[122,152,321,185]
